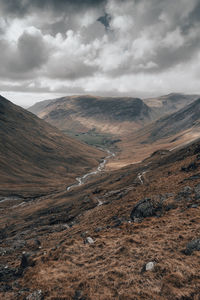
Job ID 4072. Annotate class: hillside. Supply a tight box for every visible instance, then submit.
[108,98,200,169]
[29,95,154,147]
[147,97,200,142]
[1,133,200,299]
[0,96,104,196]
[143,93,199,116]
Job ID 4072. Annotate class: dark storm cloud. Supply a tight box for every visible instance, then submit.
[0,0,107,16]
[0,31,50,79]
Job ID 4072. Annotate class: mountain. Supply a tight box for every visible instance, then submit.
[1,130,200,299]
[112,97,200,168]
[29,95,154,147]
[0,96,103,196]
[145,97,200,142]
[143,93,199,116]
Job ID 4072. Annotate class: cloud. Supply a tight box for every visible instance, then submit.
[0,29,51,79]
[1,0,200,103]
[0,0,106,17]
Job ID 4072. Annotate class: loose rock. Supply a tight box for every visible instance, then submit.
[183,238,200,255]
[141,261,156,272]
[85,237,95,244]
[26,290,43,300]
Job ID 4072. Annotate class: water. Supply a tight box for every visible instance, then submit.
[67,149,115,191]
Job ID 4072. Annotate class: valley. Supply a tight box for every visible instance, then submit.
[1,94,200,299]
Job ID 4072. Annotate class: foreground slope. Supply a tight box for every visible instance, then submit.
[1,136,200,299]
[0,96,103,196]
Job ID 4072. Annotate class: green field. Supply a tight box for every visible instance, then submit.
[63,129,120,149]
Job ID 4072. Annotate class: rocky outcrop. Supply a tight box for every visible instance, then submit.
[130,198,163,221]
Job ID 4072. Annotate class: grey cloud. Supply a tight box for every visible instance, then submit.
[16,31,49,71]
[1,0,200,100]
[47,58,98,80]
[0,0,107,16]
[0,31,50,79]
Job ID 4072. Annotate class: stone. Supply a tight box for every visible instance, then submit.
[184,239,200,255]
[0,265,17,281]
[145,261,156,271]
[130,198,162,221]
[26,290,43,300]
[85,237,95,244]
[18,252,35,275]
[194,183,200,199]
[141,261,156,272]
[181,162,198,172]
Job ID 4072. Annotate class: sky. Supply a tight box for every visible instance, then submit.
[0,0,200,106]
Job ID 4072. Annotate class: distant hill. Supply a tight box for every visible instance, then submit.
[113,97,200,168]
[147,97,200,142]
[0,96,103,196]
[143,93,199,116]
[29,95,154,143]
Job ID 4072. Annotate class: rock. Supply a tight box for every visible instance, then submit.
[194,183,200,199]
[181,162,198,172]
[94,227,103,233]
[175,186,193,201]
[0,247,12,256]
[20,252,35,269]
[183,239,200,255]
[26,290,43,300]
[74,290,85,300]
[18,252,35,275]
[141,261,156,272]
[0,283,12,292]
[85,237,95,244]
[112,219,122,228]
[0,265,17,281]
[130,198,162,221]
[183,173,200,181]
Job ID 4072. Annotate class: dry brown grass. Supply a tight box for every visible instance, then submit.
[1,140,200,299]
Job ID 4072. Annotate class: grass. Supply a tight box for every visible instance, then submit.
[63,129,118,149]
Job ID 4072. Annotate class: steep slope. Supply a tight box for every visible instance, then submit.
[147,97,200,142]
[108,97,200,168]
[29,95,153,146]
[143,93,199,116]
[0,96,103,196]
[1,134,200,299]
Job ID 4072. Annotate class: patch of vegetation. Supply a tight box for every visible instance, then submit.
[63,128,121,148]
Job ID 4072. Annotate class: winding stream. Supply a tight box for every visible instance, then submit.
[67,149,115,191]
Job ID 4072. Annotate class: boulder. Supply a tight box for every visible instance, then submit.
[130,198,162,221]
[184,239,200,255]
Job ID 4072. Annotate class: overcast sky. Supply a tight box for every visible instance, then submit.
[0,0,200,106]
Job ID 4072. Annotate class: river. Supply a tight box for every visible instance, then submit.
[67,149,115,191]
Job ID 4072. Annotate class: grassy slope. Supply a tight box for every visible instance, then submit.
[0,96,104,196]
[1,138,200,299]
